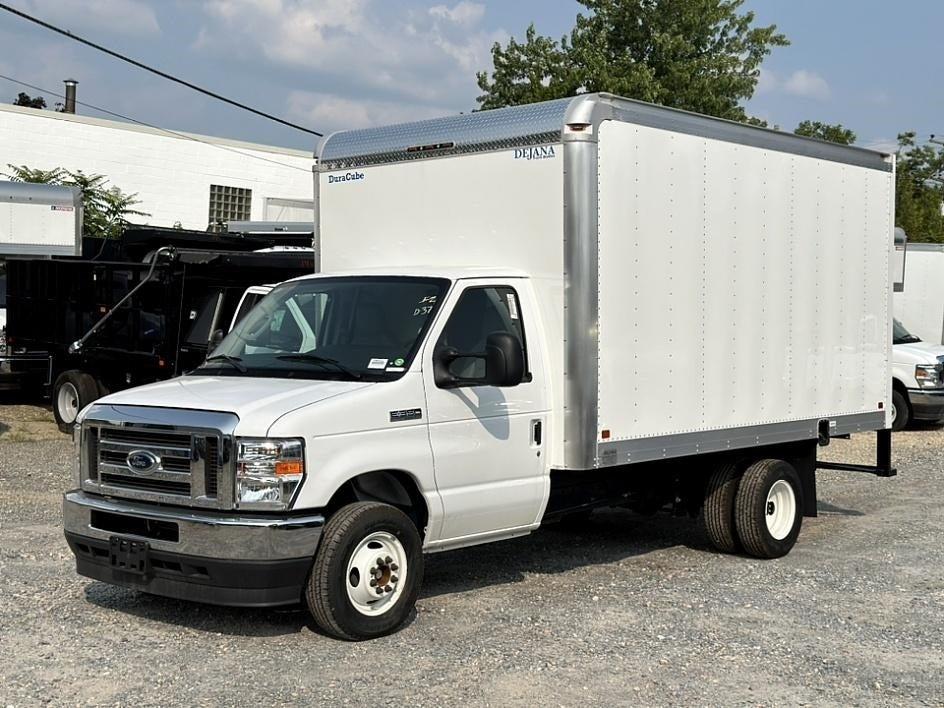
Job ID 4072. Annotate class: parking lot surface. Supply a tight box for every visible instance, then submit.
[1,404,942,706]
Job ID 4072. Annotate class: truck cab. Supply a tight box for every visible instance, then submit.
[891,318,944,430]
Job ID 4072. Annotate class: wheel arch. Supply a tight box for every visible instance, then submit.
[324,469,430,539]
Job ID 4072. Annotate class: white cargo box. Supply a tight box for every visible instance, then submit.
[316,93,895,470]
[894,242,944,344]
[0,181,82,257]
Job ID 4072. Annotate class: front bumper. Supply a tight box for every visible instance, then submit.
[63,490,324,607]
[907,388,944,422]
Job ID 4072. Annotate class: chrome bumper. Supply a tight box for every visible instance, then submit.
[62,490,324,561]
[906,388,944,421]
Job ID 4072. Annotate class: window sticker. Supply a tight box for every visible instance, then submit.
[393,357,405,367]
[385,366,406,373]
[507,293,519,320]
[367,358,389,370]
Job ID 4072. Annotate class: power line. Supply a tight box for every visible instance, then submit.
[0,1,322,137]
[0,73,313,174]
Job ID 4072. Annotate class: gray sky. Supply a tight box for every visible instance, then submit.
[0,0,937,153]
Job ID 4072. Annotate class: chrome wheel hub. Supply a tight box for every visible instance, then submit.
[346,531,407,616]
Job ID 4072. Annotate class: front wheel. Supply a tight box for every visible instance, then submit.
[891,389,910,432]
[52,371,99,434]
[305,502,423,641]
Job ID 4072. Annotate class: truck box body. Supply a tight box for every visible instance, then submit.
[0,181,82,257]
[893,243,944,344]
[317,93,895,470]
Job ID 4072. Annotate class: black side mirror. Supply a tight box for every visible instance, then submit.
[433,333,525,389]
[484,332,524,387]
[208,328,224,352]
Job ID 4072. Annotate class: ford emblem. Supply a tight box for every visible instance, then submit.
[126,449,160,475]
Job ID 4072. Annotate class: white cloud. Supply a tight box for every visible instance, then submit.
[287,91,453,133]
[15,0,161,36]
[193,0,504,130]
[755,68,831,101]
[783,70,830,101]
[429,1,485,27]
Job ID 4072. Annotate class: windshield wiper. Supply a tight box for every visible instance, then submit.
[895,335,921,344]
[203,354,247,372]
[275,353,363,380]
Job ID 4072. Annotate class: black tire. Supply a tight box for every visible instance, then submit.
[52,370,99,434]
[703,463,742,553]
[305,502,423,641]
[891,389,910,432]
[735,459,803,559]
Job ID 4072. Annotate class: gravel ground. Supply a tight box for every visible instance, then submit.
[0,405,942,706]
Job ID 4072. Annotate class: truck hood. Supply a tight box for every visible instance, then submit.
[893,341,944,365]
[89,375,373,432]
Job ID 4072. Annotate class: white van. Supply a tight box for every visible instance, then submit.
[891,318,944,429]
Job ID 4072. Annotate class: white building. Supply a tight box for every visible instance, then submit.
[0,103,314,231]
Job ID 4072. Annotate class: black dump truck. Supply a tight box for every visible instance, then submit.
[0,227,313,430]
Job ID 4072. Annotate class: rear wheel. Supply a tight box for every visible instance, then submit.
[891,389,910,432]
[305,502,423,641]
[735,459,803,559]
[52,371,99,434]
[703,463,742,553]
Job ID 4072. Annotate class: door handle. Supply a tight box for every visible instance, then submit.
[530,419,543,446]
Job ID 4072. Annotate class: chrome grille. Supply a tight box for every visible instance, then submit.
[79,405,238,510]
[82,424,228,508]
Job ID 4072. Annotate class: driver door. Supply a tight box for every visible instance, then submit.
[422,280,548,543]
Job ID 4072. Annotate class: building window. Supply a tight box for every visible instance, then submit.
[208,185,252,230]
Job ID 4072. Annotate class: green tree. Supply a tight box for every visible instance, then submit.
[895,133,944,243]
[476,0,788,121]
[4,165,149,240]
[13,92,46,109]
[794,120,856,145]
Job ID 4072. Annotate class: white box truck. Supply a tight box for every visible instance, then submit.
[63,94,896,640]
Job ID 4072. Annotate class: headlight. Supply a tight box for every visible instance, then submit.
[236,438,305,509]
[915,365,943,389]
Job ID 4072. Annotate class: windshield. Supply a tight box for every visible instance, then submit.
[893,318,921,345]
[192,276,449,380]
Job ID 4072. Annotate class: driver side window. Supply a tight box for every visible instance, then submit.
[436,286,527,382]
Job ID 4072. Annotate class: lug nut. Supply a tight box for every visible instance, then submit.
[384,556,393,564]
[391,575,398,583]
[390,563,399,571]
[384,585,393,593]
[370,579,377,587]
[376,557,385,566]
[370,566,377,574]
[375,587,384,595]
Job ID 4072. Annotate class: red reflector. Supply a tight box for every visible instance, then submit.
[158,359,166,368]
[601,429,611,440]
[878,402,884,409]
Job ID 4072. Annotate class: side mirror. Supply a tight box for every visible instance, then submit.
[484,332,525,387]
[208,328,224,352]
[433,333,525,388]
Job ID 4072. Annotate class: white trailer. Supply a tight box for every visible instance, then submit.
[894,243,944,344]
[64,94,896,640]
[0,181,82,257]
